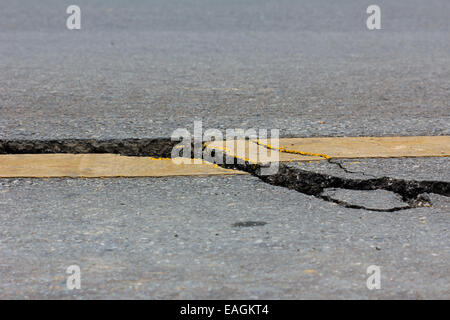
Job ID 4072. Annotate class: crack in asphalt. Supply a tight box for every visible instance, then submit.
[327,159,378,179]
[0,139,448,212]
[209,148,448,212]
[318,194,412,212]
[251,139,331,159]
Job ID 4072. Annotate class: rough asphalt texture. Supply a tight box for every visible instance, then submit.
[0,0,449,139]
[0,176,449,299]
[0,0,449,299]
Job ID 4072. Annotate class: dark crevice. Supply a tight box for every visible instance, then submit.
[210,149,448,212]
[0,138,180,158]
[1,138,448,212]
[319,195,411,212]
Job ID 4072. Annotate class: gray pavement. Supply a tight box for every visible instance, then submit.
[0,0,449,139]
[0,0,449,299]
[0,175,448,299]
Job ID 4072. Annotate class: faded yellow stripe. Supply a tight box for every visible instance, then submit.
[205,136,450,163]
[252,140,331,159]
[0,154,247,178]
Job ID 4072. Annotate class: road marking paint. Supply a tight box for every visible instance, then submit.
[252,139,331,159]
[0,154,247,178]
[205,136,450,163]
[1,136,448,177]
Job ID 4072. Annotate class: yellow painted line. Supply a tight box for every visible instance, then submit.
[0,154,247,178]
[205,136,450,163]
[252,140,331,159]
[2,136,448,177]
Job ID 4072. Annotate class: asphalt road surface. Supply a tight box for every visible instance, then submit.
[0,175,448,299]
[0,0,449,139]
[0,0,449,299]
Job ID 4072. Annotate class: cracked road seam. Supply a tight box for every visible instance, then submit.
[208,148,448,212]
[1,138,448,212]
